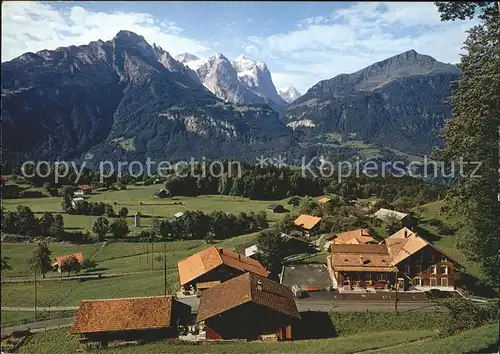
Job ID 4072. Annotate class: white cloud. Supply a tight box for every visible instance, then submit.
[246,2,478,92]
[1,2,212,62]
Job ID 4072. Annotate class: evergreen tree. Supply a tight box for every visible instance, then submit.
[435,1,500,285]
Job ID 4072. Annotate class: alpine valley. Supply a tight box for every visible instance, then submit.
[1,30,460,167]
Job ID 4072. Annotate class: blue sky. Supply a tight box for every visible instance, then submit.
[2,1,476,92]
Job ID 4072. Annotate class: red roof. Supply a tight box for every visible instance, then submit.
[54,252,84,265]
[78,185,92,191]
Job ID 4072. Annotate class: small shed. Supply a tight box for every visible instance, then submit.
[157,189,170,199]
[52,252,84,273]
[174,212,185,218]
[267,204,286,213]
[78,185,93,194]
[72,296,191,348]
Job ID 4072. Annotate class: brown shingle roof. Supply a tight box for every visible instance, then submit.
[330,243,396,272]
[332,244,388,254]
[177,246,268,286]
[328,229,375,245]
[72,296,187,334]
[197,273,300,322]
[294,214,322,230]
[385,227,458,265]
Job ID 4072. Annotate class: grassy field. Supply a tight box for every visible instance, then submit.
[413,201,484,280]
[1,310,76,327]
[0,233,260,307]
[378,323,499,354]
[19,328,435,354]
[17,324,500,354]
[2,185,293,232]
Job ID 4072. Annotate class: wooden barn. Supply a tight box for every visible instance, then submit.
[197,272,300,341]
[71,296,191,348]
[177,246,268,293]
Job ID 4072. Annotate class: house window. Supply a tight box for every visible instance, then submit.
[416,265,422,274]
[404,264,411,273]
[413,278,422,287]
[367,273,372,280]
[379,273,387,281]
[430,252,435,262]
[441,278,449,287]
[430,265,437,274]
[440,266,448,275]
[430,278,437,287]
[418,250,424,262]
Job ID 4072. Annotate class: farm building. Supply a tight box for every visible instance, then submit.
[157,189,170,198]
[328,227,461,292]
[52,252,84,273]
[373,208,413,227]
[177,246,268,293]
[77,184,92,194]
[197,272,300,341]
[293,214,322,237]
[267,204,286,213]
[318,197,331,205]
[324,229,376,251]
[72,296,191,348]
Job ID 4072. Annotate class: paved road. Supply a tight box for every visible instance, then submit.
[2,306,79,312]
[1,317,75,336]
[177,296,443,313]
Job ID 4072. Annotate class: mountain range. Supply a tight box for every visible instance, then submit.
[1,30,459,167]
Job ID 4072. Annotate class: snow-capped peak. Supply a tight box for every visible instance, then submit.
[279,86,302,103]
[233,55,266,71]
[175,52,200,64]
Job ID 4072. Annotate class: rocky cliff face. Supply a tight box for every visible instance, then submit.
[286,50,460,155]
[1,31,293,165]
[279,86,302,103]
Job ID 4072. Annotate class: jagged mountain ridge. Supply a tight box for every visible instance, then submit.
[286,50,460,155]
[1,30,295,165]
[279,86,302,103]
[177,53,287,110]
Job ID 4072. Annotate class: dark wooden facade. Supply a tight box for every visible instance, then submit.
[396,245,460,290]
[203,302,296,341]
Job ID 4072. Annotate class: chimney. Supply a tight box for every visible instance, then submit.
[219,248,223,254]
[404,229,409,238]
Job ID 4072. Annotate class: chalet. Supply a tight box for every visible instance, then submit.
[52,252,84,273]
[267,204,286,213]
[293,214,322,237]
[197,272,300,341]
[177,246,268,293]
[318,197,331,205]
[386,227,461,291]
[72,296,191,348]
[328,227,460,292]
[78,184,92,194]
[325,228,376,251]
[373,208,412,228]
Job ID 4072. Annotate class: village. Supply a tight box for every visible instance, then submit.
[5,187,462,350]
[1,175,497,353]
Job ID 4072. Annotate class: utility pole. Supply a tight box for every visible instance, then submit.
[34,266,37,321]
[164,242,167,296]
[151,236,154,271]
[394,270,398,312]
